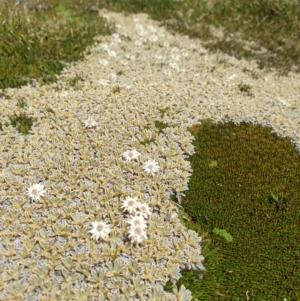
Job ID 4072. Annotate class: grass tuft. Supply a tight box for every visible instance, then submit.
[238,82,254,97]
[102,0,300,74]
[112,85,121,94]
[4,112,36,135]
[0,0,115,90]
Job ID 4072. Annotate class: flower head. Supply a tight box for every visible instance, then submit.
[128,225,147,245]
[111,72,118,80]
[142,159,160,175]
[88,221,111,241]
[137,202,152,219]
[126,215,147,230]
[122,149,141,162]
[108,49,117,57]
[26,183,46,201]
[121,196,139,214]
[98,59,108,66]
[83,117,99,128]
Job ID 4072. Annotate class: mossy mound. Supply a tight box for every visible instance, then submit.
[178,120,300,300]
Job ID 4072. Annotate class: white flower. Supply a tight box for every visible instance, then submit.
[153,54,164,60]
[135,40,143,47]
[120,60,129,66]
[169,62,180,71]
[128,225,147,244]
[26,183,46,201]
[123,84,132,91]
[122,149,141,162]
[137,202,152,219]
[148,25,157,33]
[55,91,69,98]
[112,33,119,39]
[108,50,117,57]
[98,79,109,86]
[102,14,110,21]
[142,160,160,175]
[163,69,172,76]
[135,24,147,36]
[121,196,139,214]
[171,54,181,61]
[126,215,147,230]
[149,35,158,42]
[101,43,109,51]
[110,72,118,80]
[125,54,135,61]
[111,33,121,43]
[88,221,111,241]
[181,51,189,57]
[83,117,99,128]
[98,59,108,66]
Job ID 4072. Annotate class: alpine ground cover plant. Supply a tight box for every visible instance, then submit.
[102,0,300,75]
[153,114,300,299]
[0,0,115,133]
[1,0,300,299]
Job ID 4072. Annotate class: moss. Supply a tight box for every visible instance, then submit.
[0,0,115,89]
[177,120,300,300]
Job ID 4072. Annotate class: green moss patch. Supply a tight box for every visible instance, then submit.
[0,0,115,89]
[178,120,300,300]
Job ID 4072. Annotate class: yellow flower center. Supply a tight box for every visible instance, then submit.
[134,227,142,235]
[128,200,135,207]
[32,189,38,195]
[97,224,104,232]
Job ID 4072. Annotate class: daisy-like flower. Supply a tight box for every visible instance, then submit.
[122,149,141,162]
[26,183,46,201]
[111,33,121,43]
[149,35,158,42]
[107,50,117,57]
[169,62,180,71]
[121,196,140,214]
[128,225,147,245]
[88,221,111,241]
[126,215,147,230]
[83,117,99,128]
[98,59,108,66]
[98,79,109,87]
[101,43,109,51]
[135,40,143,47]
[142,159,160,175]
[153,54,164,60]
[125,54,135,61]
[136,202,152,219]
[112,33,119,39]
[110,72,118,80]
